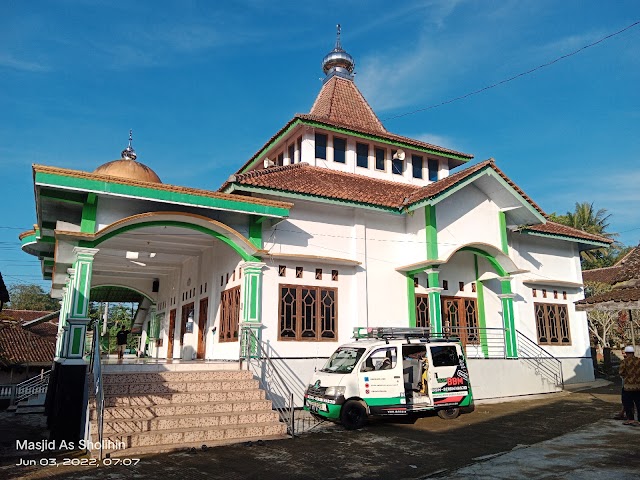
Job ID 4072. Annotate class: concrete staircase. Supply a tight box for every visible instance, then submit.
[88,364,288,457]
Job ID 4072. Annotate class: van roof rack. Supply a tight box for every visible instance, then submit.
[352,326,459,342]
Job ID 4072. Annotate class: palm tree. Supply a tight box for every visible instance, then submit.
[553,202,619,267]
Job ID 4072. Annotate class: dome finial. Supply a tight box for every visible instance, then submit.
[121,129,137,161]
[321,24,355,83]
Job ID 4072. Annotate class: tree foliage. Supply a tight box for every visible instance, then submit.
[89,302,138,353]
[6,283,59,311]
[550,202,622,269]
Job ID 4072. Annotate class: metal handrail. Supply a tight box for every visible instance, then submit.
[516,330,564,387]
[240,326,296,436]
[89,324,105,460]
[13,369,51,405]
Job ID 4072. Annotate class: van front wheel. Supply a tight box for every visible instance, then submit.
[437,407,460,420]
[341,400,368,430]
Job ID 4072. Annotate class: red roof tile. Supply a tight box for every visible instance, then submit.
[309,76,387,134]
[0,322,56,367]
[230,163,416,209]
[523,222,613,245]
[1,309,57,323]
[575,286,640,307]
[610,246,640,284]
[582,266,623,284]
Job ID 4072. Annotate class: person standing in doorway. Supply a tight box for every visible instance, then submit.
[116,325,131,360]
[619,345,640,426]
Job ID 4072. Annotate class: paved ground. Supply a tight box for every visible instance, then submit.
[1,378,639,480]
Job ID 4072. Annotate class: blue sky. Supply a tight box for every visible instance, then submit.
[1,0,639,290]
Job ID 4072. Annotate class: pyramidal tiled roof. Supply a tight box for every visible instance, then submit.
[309,76,387,134]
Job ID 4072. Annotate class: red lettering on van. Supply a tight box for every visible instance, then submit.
[447,377,464,386]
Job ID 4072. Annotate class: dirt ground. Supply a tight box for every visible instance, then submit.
[1,379,639,480]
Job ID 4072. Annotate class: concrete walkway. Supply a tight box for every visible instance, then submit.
[1,379,639,480]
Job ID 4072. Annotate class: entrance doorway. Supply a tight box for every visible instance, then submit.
[441,297,479,347]
[167,309,176,359]
[197,298,209,359]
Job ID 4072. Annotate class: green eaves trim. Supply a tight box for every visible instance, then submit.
[35,171,290,218]
[301,119,472,162]
[77,220,261,262]
[227,185,403,214]
[406,168,546,224]
[40,188,86,205]
[239,119,304,174]
[518,229,610,248]
[20,233,37,246]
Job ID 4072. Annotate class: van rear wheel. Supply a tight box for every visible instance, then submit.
[437,407,460,420]
[341,400,367,430]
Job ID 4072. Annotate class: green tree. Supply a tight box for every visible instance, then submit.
[551,202,620,269]
[6,283,59,310]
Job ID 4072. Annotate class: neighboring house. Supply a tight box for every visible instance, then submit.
[0,309,59,384]
[0,273,9,311]
[578,246,640,351]
[19,32,611,404]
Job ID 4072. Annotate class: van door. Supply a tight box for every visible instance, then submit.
[357,345,406,414]
[428,344,470,407]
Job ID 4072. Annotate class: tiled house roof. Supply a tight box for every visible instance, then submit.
[0,309,58,368]
[521,222,613,245]
[609,246,640,284]
[232,78,473,176]
[309,76,386,134]
[229,163,416,209]
[576,286,640,308]
[582,266,623,284]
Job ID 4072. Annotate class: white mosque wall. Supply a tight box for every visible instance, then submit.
[436,185,503,260]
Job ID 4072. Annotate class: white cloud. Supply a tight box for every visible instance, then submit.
[0,54,49,72]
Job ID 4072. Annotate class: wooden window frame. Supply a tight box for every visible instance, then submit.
[534,303,571,346]
[219,286,241,343]
[415,293,430,328]
[278,284,338,341]
[441,296,479,346]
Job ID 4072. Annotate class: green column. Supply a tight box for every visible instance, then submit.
[407,274,416,327]
[474,256,489,358]
[499,211,509,254]
[240,261,265,358]
[425,268,442,333]
[62,247,99,362]
[499,276,517,358]
[423,205,443,332]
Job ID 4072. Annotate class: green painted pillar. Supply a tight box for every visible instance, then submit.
[407,274,416,327]
[474,256,489,358]
[240,261,265,358]
[61,247,99,362]
[55,279,72,358]
[426,268,443,334]
[498,276,517,358]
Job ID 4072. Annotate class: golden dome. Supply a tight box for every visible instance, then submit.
[93,159,162,183]
[93,130,162,184]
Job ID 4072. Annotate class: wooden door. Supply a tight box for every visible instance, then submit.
[167,309,176,359]
[180,302,194,346]
[197,298,209,359]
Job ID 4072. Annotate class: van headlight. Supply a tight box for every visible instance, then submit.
[325,386,345,397]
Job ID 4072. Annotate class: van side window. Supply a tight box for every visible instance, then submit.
[362,347,397,371]
[430,346,459,367]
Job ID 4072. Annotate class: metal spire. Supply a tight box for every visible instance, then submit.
[121,129,137,161]
[335,24,342,51]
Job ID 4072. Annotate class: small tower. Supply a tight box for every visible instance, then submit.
[321,24,355,83]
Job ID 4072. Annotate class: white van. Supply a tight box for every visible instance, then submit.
[304,327,474,429]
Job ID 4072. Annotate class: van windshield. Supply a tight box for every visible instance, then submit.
[321,347,366,373]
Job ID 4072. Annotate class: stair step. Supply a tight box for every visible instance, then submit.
[90,398,273,420]
[98,422,288,451]
[91,433,288,458]
[101,370,253,385]
[98,410,281,434]
[97,388,266,408]
[102,379,258,395]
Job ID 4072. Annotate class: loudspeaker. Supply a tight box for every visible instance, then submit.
[152,279,159,293]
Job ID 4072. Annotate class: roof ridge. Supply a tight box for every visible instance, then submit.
[231,162,307,182]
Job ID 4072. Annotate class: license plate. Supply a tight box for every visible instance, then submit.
[308,401,327,412]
